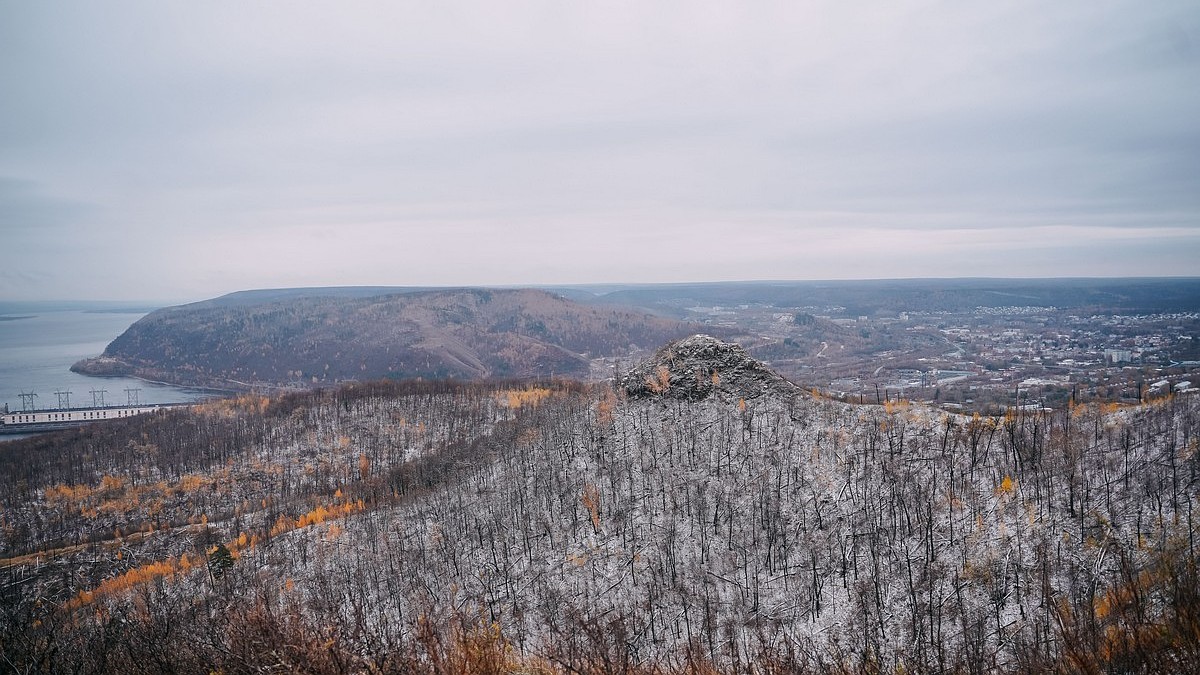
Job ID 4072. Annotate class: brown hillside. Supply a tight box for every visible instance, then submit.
[72,288,700,389]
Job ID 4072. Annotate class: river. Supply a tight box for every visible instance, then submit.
[0,302,214,428]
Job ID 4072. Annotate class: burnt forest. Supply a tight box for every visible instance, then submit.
[2,336,1198,674]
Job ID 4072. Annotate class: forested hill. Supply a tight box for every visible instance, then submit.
[5,336,1197,673]
[71,287,701,389]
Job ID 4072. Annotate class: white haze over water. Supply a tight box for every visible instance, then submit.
[1,1,1198,301]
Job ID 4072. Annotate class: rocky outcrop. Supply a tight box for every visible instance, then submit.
[621,334,799,401]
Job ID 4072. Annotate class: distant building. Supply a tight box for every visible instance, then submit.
[1105,349,1132,363]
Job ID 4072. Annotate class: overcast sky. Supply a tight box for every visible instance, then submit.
[1,1,1198,301]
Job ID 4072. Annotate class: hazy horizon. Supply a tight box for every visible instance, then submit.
[2,275,1198,310]
[3,1,1198,301]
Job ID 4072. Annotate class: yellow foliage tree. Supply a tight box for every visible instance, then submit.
[646,365,671,395]
[596,388,617,425]
[581,484,601,533]
[996,475,1016,495]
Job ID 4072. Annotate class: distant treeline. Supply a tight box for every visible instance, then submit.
[576,278,1200,316]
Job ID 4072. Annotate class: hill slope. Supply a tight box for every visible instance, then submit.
[6,337,1198,672]
[71,287,699,388]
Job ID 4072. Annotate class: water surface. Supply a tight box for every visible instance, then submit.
[0,303,211,414]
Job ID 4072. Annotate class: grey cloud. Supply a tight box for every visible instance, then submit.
[1,0,1197,300]
[0,178,93,231]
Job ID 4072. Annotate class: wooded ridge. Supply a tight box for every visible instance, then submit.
[71,287,701,390]
[5,336,1197,673]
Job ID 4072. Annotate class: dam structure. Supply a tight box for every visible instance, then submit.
[1,388,192,435]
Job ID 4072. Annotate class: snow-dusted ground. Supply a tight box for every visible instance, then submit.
[3,358,1197,672]
[232,386,1198,671]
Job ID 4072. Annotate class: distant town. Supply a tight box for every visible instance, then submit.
[677,303,1199,413]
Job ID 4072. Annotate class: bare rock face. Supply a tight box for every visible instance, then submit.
[622,334,798,401]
